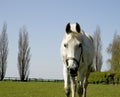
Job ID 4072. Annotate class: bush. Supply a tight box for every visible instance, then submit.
[88,72,120,84]
[88,72,105,84]
[114,73,120,84]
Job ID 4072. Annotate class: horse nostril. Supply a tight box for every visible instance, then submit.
[70,68,74,73]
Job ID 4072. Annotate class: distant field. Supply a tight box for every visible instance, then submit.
[0,81,120,97]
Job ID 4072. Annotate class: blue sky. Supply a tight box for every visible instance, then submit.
[0,0,120,79]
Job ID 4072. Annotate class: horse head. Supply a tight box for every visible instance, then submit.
[62,23,83,77]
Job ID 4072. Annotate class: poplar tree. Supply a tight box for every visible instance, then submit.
[18,26,31,81]
[0,23,8,80]
[93,26,102,71]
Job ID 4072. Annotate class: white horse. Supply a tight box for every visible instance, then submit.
[60,23,94,97]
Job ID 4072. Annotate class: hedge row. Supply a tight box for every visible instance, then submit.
[88,72,120,84]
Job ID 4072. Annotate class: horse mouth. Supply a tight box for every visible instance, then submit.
[70,73,77,77]
[69,69,78,77]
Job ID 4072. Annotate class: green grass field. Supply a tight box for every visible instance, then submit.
[0,81,120,97]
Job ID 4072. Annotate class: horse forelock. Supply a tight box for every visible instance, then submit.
[65,32,82,43]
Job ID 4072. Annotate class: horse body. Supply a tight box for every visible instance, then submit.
[60,23,94,97]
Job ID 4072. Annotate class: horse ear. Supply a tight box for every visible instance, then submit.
[76,23,81,33]
[65,23,71,34]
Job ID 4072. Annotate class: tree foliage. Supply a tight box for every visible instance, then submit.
[107,32,120,72]
[93,26,103,71]
[18,26,31,81]
[0,22,8,80]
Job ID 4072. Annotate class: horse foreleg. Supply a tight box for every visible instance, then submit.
[83,78,88,97]
[78,71,84,97]
[78,77,88,97]
[78,68,85,97]
[71,77,76,97]
[78,80,83,97]
[83,70,90,97]
[63,67,70,97]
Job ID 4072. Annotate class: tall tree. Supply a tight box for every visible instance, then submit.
[0,23,8,80]
[18,26,31,81]
[93,26,103,71]
[107,32,120,72]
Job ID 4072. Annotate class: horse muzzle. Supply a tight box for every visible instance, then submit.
[66,57,79,77]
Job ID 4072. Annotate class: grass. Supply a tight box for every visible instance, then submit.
[0,81,120,97]
[0,81,64,97]
[87,84,120,97]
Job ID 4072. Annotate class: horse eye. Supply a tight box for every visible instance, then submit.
[64,44,68,48]
[79,43,82,48]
